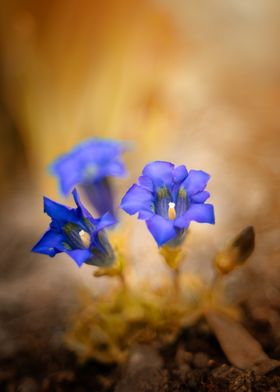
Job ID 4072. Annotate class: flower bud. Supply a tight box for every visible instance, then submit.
[215,226,255,275]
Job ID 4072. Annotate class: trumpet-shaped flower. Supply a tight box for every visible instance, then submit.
[32,189,116,267]
[120,161,215,246]
[51,139,127,215]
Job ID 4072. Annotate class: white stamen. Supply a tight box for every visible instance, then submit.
[79,230,91,248]
[168,202,176,220]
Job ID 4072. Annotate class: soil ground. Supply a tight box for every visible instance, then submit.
[1,315,280,392]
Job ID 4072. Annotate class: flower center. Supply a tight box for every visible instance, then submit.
[63,223,91,250]
[83,163,98,181]
[79,230,91,248]
[168,202,176,220]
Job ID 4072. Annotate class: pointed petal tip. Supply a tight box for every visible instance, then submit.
[31,243,56,257]
[206,203,215,224]
[95,211,118,232]
[71,188,79,206]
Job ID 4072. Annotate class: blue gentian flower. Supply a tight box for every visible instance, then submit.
[51,139,127,215]
[32,189,117,267]
[120,161,215,246]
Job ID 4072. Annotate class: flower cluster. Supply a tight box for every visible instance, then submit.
[29,135,266,372]
[33,138,215,267]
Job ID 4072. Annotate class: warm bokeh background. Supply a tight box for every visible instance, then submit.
[0,0,279,357]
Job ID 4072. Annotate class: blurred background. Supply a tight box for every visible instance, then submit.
[0,0,279,359]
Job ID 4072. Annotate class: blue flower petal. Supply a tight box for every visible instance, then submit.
[81,179,114,216]
[182,170,210,196]
[138,210,155,220]
[79,139,124,166]
[146,215,177,246]
[191,191,210,203]
[103,161,127,178]
[173,165,188,183]
[189,203,215,224]
[120,184,153,215]
[32,229,65,256]
[51,138,128,196]
[175,203,215,228]
[96,212,117,231]
[65,249,93,267]
[174,215,191,229]
[72,188,93,218]
[44,197,78,224]
[69,139,123,168]
[51,156,82,195]
[138,175,154,191]
[142,161,174,188]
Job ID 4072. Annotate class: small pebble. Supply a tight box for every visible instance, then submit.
[175,345,193,365]
[208,359,217,368]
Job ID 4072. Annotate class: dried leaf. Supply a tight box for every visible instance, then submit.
[204,309,280,374]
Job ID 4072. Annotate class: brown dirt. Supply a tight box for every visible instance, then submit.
[1,317,280,392]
